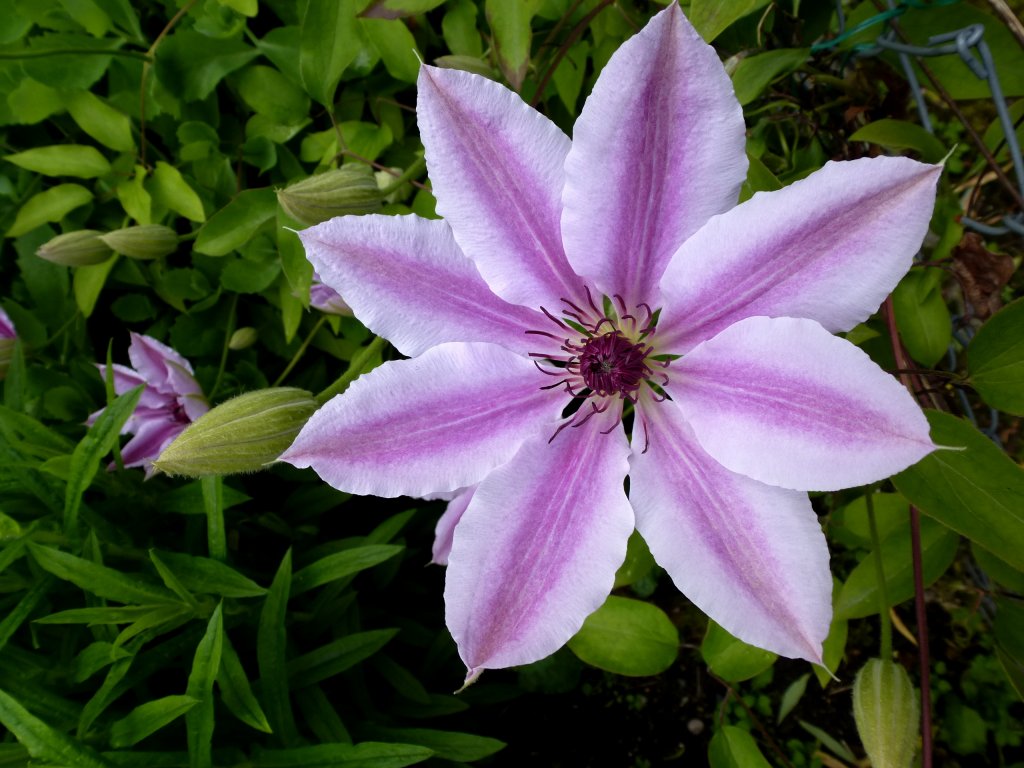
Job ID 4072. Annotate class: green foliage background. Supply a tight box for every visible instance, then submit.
[0,0,1022,765]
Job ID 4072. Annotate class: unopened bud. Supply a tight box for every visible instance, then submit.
[276,166,383,225]
[153,388,317,477]
[100,225,178,260]
[228,327,258,350]
[36,230,113,266]
[852,658,919,768]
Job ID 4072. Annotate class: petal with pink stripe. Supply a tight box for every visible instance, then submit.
[445,414,634,679]
[658,158,942,353]
[561,4,747,306]
[432,486,475,566]
[671,316,936,491]
[280,342,564,498]
[630,400,831,662]
[300,215,543,357]
[417,65,582,310]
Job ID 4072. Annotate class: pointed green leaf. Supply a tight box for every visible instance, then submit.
[218,633,272,733]
[360,728,504,762]
[193,188,277,256]
[967,297,1024,415]
[73,254,119,318]
[151,162,206,222]
[7,184,93,237]
[67,91,135,152]
[689,0,770,42]
[731,49,809,105]
[4,145,111,178]
[154,30,258,101]
[892,268,951,367]
[0,687,114,768]
[892,410,1024,571]
[701,620,777,682]
[251,742,433,767]
[708,725,772,768]
[154,551,266,598]
[110,695,199,748]
[361,18,420,83]
[287,629,399,688]
[186,603,223,768]
[484,0,540,90]
[299,0,361,106]
[28,544,177,604]
[290,544,402,596]
[258,549,298,744]
[850,119,948,163]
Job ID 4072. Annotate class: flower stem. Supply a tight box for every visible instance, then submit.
[201,475,226,562]
[273,315,327,388]
[207,293,238,402]
[315,336,387,405]
[865,490,893,660]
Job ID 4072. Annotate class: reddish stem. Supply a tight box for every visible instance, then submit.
[882,295,933,768]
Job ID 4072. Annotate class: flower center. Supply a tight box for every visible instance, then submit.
[577,331,651,398]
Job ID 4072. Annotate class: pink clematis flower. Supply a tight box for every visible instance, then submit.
[282,4,941,681]
[90,333,208,476]
[310,271,353,316]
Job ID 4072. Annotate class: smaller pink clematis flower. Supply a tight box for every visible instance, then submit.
[282,4,942,682]
[90,333,208,476]
[309,271,352,316]
[0,306,16,380]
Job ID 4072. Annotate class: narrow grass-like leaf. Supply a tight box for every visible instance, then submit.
[0,687,115,768]
[113,604,193,650]
[251,742,433,767]
[79,658,133,737]
[287,629,399,688]
[0,575,53,652]
[110,695,199,748]
[359,728,505,762]
[258,549,298,745]
[797,720,857,762]
[64,384,144,534]
[297,685,351,744]
[153,551,267,598]
[218,633,272,734]
[290,545,402,596]
[149,551,199,608]
[186,603,223,768]
[28,543,177,604]
[0,404,74,453]
[36,606,165,625]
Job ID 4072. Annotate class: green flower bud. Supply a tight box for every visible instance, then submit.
[276,166,383,225]
[228,327,259,350]
[853,658,920,768]
[99,224,179,260]
[154,388,317,477]
[36,230,113,266]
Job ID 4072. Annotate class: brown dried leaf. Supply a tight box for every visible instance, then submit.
[950,232,1015,319]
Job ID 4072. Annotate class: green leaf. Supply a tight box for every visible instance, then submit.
[613,530,656,588]
[151,162,206,223]
[28,544,176,605]
[251,742,433,767]
[0,687,115,768]
[361,18,420,83]
[835,516,958,619]
[689,0,770,42]
[484,0,541,90]
[64,384,144,533]
[287,629,399,688]
[361,0,447,18]
[116,165,152,224]
[109,695,199,749]
[892,268,951,367]
[149,551,200,608]
[708,726,772,768]
[154,551,267,598]
[258,549,299,744]
[849,119,947,164]
[67,91,135,152]
[971,542,1024,594]
[360,728,504,762]
[5,77,63,124]
[290,545,402,596]
[7,184,93,237]
[701,620,776,682]
[731,49,809,105]
[567,595,678,676]
[73,254,119,318]
[186,603,224,768]
[194,188,277,256]
[441,0,482,57]
[237,65,311,124]
[220,0,258,16]
[58,0,113,36]
[798,719,857,762]
[995,598,1024,701]
[0,577,53,653]
[218,633,272,733]
[155,29,258,101]
[892,410,1024,571]
[4,145,111,178]
[777,673,810,724]
[967,297,1024,415]
[36,605,169,624]
[299,0,361,106]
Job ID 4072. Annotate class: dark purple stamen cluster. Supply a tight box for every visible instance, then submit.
[527,287,669,450]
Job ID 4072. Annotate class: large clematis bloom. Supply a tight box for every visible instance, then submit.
[282,4,940,681]
[90,333,208,476]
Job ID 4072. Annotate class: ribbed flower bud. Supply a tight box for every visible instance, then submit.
[99,225,179,260]
[153,388,318,477]
[228,327,259,350]
[852,658,920,768]
[276,166,383,225]
[36,230,113,266]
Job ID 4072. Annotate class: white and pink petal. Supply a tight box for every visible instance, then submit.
[657,157,941,353]
[417,65,582,310]
[629,400,831,663]
[670,316,937,492]
[432,486,475,566]
[561,4,747,306]
[280,342,564,498]
[300,215,543,357]
[445,409,634,679]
